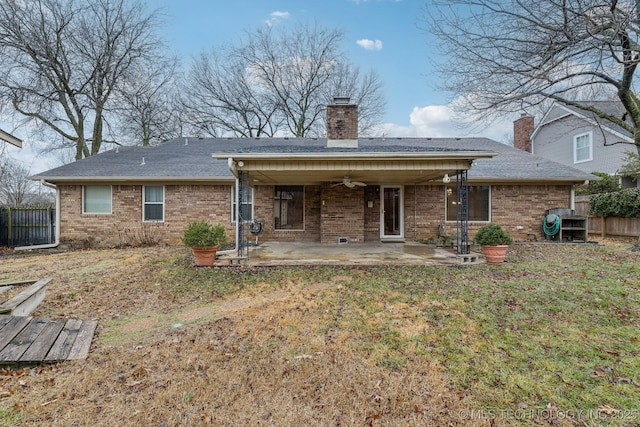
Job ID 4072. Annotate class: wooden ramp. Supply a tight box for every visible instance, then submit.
[0,316,97,365]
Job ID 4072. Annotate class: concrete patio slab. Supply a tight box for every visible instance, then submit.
[242,241,464,266]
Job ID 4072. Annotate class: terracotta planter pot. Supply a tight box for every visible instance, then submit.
[481,245,509,264]
[192,246,220,266]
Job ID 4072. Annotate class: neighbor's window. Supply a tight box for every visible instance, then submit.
[574,132,593,163]
[274,185,304,230]
[83,185,112,214]
[143,186,164,221]
[446,185,490,222]
[231,185,253,222]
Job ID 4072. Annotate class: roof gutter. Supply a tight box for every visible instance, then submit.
[213,150,497,161]
[467,177,595,184]
[0,129,22,148]
[31,176,233,184]
[15,180,60,251]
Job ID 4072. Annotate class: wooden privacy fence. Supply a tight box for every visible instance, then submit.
[0,207,56,247]
[575,200,640,237]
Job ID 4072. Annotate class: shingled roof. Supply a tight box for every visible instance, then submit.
[542,101,633,142]
[32,136,594,183]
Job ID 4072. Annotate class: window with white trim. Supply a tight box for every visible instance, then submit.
[231,185,253,222]
[446,185,490,222]
[573,132,593,163]
[83,185,112,214]
[143,186,164,221]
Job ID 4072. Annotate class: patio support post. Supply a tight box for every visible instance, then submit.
[456,169,469,255]
[237,170,249,258]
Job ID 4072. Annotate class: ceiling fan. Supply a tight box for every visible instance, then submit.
[331,176,367,188]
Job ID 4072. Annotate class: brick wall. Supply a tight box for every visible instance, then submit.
[364,186,380,241]
[406,184,572,242]
[485,184,572,241]
[404,185,446,240]
[58,182,573,246]
[58,184,234,246]
[320,184,364,244]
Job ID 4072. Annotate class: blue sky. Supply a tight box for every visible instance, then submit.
[6,0,513,173]
[157,0,438,126]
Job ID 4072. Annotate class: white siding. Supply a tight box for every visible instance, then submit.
[533,113,632,175]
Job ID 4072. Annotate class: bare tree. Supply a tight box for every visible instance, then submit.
[0,0,163,160]
[424,0,640,153]
[183,50,281,138]
[182,23,386,138]
[0,159,35,206]
[115,57,183,146]
[328,62,385,137]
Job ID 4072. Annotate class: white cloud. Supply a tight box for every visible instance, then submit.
[265,11,290,27]
[372,104,514,143]
[356,39,383,51]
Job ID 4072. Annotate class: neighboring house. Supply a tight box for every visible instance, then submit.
[523,100,638,188]
[32,99,594,248]
[0,129,22,148]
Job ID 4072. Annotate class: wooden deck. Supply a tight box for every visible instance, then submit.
[0,316,97,365]
[0,278,50,316]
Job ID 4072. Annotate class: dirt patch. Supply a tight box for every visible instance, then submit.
[118,316,159,334]
[177,305,215,323]
[304,282,335,292]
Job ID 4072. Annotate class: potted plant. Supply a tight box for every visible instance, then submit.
[182,221,228,266]
[474,223,514,264]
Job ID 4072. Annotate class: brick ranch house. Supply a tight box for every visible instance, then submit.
[32,99,594,249]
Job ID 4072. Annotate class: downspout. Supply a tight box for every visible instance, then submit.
[413,185,417,241]
[217,158,240,256]
[15,180,60,251]
[570,185,580,210]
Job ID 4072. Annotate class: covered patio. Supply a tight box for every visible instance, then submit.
[216,141,496,258]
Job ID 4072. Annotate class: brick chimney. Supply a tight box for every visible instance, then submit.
[513,114,534,153]
[327,97,358,148]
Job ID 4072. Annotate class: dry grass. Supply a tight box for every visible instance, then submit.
[0,240,637,426]
[0,246,483,427]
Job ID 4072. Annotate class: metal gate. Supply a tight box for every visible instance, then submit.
[0,207,56,247]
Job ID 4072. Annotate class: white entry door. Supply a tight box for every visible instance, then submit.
[380,186,404,239]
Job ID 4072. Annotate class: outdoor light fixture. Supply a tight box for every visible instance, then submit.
[237,161,244,168]
[442,173,451,183]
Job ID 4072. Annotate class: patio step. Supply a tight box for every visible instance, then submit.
[456,253,480,264]
[223,256,248,266]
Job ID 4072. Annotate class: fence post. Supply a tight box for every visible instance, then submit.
[48,206,54,244]
[7,207,12,246]
[601,216,606,238]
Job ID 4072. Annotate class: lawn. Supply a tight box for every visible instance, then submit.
[0,241,638,426]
